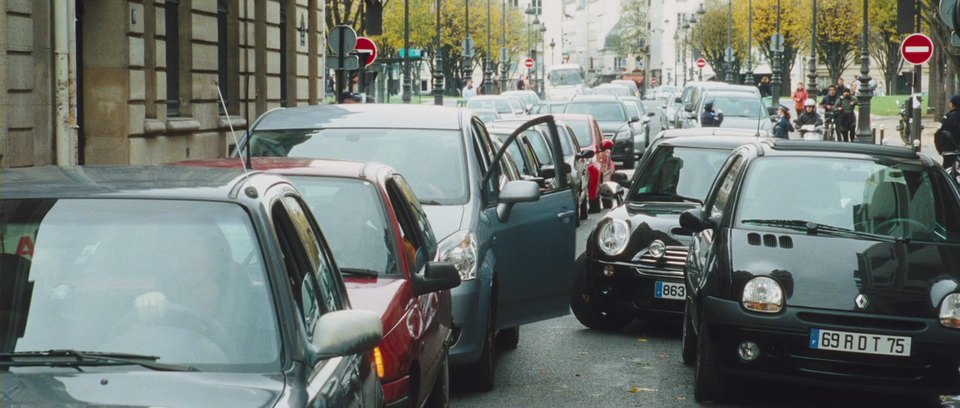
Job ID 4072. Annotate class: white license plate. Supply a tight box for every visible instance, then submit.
[654,281,684,300]
[809,328,912,357]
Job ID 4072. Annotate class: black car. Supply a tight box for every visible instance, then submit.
[564,95,641,169]
[680,141,960,402]
[573,135,760,330]
[0,166,388,406]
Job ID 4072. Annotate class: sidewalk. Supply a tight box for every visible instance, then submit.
[790,115,942,163]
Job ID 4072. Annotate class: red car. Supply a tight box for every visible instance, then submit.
[176,158,460,408]
[553,113,617,211]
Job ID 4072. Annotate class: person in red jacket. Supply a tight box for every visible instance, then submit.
[792,82,808,117]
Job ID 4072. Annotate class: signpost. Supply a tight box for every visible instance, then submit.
[328,25,358,102]
[901,33,933,151]
[524,58,535,70]
[696,58,706,69]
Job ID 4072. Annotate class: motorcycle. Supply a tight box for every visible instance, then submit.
[798,124,824,141]
[945,151,960,185]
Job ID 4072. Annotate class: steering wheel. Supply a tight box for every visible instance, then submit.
[874,218,931,235]
[108,302,232,359]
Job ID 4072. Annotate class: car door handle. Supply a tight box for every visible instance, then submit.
[557,210,576,219]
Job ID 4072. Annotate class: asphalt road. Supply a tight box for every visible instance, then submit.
[450,101,960,407]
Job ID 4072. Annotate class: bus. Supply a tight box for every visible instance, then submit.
[545,63,586,101]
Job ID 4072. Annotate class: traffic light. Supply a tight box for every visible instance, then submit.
[365,0,383,35]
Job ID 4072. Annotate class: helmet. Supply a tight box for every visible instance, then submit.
[804,98,816,107]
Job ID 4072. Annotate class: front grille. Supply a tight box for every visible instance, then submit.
[633,245,687,277]
[788,349,931,381]
[796,312,927,332]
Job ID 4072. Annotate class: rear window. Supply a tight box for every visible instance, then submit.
[564,102,626,122]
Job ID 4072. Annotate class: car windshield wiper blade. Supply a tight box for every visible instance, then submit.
[339,268,380,278]
[0,350,197,372]
[740,219,894,241]
[631,192,702,204]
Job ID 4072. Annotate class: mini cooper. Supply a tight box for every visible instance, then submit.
[573,134,760,331]
[681,140,960,402]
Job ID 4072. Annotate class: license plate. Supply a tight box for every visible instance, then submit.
[809,328,911,357]
[654,281,684,300]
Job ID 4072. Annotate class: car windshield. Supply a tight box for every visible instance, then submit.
[710,97,763,118]
[592,87,632,96]
[506,92,538,106]
[564,102,626,122]
[248,128,468,205]
[475,110,499,123]
[467,98,512,113]
[289,177,398,277]
[736,157,960,242]
[565,120,593,148]
[548,68,584,86]
[628,146,732,202]
[0,199,280,370]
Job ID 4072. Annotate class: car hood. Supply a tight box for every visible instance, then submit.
[422,204,467,241]
[345,277,407,330]
[719,117,767,131]
[593,202,699,259]
[0,372,283,407]
[730,229,960,317]
[597,121,628,134]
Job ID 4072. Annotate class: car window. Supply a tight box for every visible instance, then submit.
[735,157,960,242]
[705,153,746,220]
[628,146,733,203]
[386,176,438,271]
[565,120,594,148]
[525,130,555,166]
[564,102,626,122]
[472,119,502,206]
[279,196,342,316]
[467,98,512,114]
[564,126,580,153]
[290,176,398,277]
[711,97,763,118]
[249,128,468,205]
[1,198,281,370]
[623,102,641,119]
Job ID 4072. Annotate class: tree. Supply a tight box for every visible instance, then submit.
[610,0,648,62]
[699,1,747,82]
[867,0,901,97]
[734,0,807,96]
[816,0,861,84]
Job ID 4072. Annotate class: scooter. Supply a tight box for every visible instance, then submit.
[945,151,960,185]
[798,124,824,141]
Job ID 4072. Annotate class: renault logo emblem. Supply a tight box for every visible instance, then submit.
[855,294,869,310]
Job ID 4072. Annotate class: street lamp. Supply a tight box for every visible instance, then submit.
[403,0,412,103]
[696,2,705,81]
[550,38,556,66]
[725,0,734,83]
[687,13,697,82]
[433,0,444,105]
[501,0,508,94]
[681,14,689,84]
[463,0,473,84]
[484,0,493,95]
[744,0,753,85]
[856,0,873,143]
[771,0,782,108]
[806,0,818,99]
[539,23,547,97]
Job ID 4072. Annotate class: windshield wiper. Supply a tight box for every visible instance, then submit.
[340,268,380,278]
[740,219,894,241]
[631,192,702,204]
[419,199,445,206]
[0,350,197,372]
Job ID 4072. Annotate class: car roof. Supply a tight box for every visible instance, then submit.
[0,165,279,200]
[702,91,763,98]
[177,157,396,182]
[252,104,463,131]
[758,140,926,162]
[660,128,767,138]
[655,135,763,150]
[568,95,623,102]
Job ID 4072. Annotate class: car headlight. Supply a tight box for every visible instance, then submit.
[647,240,666,258]
[437,230,478,281]
[940,293,960,328]
[742,276,783,313]
[598,219,630,256]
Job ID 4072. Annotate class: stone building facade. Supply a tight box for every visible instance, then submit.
[1,0,327,167]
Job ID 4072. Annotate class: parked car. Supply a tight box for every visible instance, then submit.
[620,96,657,156]
[177,158,461,407]
[489,118,592,222]
[573,135,759,331]
[504,95,529,116]
[473,108,502,124]
[0,165,384,407]
[682,90,772,134]
[564,95,641,169]
[610,79,641,98]
[553,113,617,212]
[532,100,567,114]
[654,85,679,102]
[661,90,683,129]
[676,81,760,126]
[240,104,577,391]
[645,127,768,153]
[502,90,541,112]
[466,96,522,118]
[681,141,960,402]
[589,83,635,98]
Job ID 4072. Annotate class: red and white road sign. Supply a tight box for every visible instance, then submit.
[355,37,378,67]
[696,58,707,69]
[901,33,934,65]
[524,58,535,69]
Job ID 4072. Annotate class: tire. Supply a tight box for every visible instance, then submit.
[588,197,602,213]
[694,320,727,403]
[681,300,697,366]
[495,326,520,350]
[570,266,632,331]
[424,350,450,408]
[465,305,496,392]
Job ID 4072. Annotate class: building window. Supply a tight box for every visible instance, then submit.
[218,0,229,111]
[165,0,180,117]
[279,0,288,107]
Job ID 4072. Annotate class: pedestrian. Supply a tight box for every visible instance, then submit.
[835,78,850,96]
[936,95,960,165]
[772,106,794,139]
[758,76,772,98]
[820,85,840,140]
[835,89,857,142]
[792,82,808,117]
[339,91,361,104]
[700,100,724,127]
[517,75,526,90]
[462,79,477,100]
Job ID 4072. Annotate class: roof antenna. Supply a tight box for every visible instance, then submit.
[216,81,254,176]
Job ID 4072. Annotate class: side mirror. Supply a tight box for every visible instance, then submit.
[679,208,714,234]
[630,116,641,123]
[684,103,695,112]
[674,96,682,103]
[599,181,625,206]
[413,262,462,296]
[646,111,656,117]
[521,175,547,188]
[661,105,667,110]
[497,180,541,222]
[539,162,572,179]
[686,112,697,119]
[770,115,778,123]
[577,149,596,159]
[611,171,630,188]
[600,139,615,151]
[312,310,383,358]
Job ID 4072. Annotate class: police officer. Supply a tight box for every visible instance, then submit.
[936,95,960,168]
[700,100,724,127]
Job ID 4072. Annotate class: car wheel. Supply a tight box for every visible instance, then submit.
[681,300,697,366]
[588,197,601,213]
[570,264,632,331]
[694,320,728,403]
[495,326,520,350]
[424,350,450,408]
[465,305,496,391]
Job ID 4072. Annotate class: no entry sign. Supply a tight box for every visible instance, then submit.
[524,58,535,69]
[355,37,378,67]
[901,33,934,65]
[696,58,706,69]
